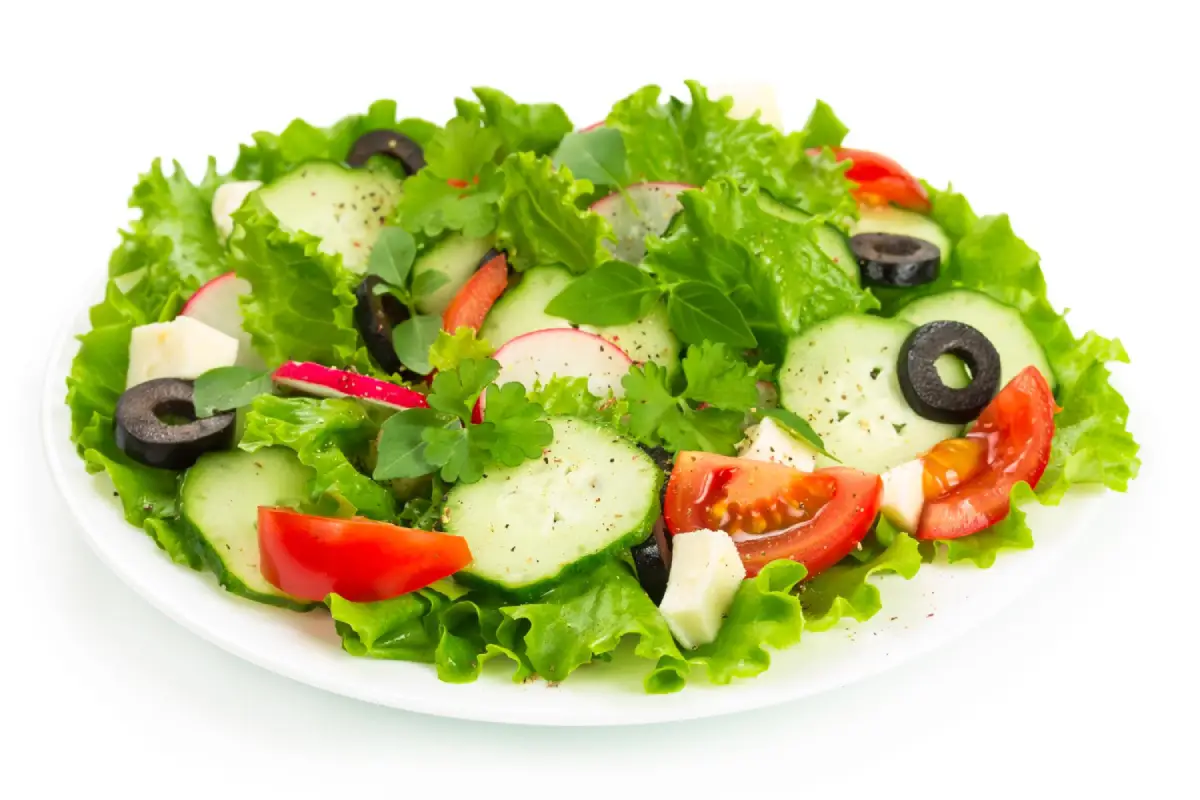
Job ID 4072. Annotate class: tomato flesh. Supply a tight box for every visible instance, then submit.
[917,367,1056,540]
[822,147,931,212]
[922,436,989,499]
[258,508,472,602]
[442,251,508,333]
[665,453,882,579]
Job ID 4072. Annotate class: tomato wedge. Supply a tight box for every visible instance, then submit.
[442,251,508,333]
[258,508,471,602]
[816,147,930,212]
[918,366,1056,540]
[664,453,882,578]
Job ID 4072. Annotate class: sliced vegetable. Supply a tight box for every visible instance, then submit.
[271,361,428,410]
[664,453,882,578]
[442,250,509,333]
[589,182,690,263]
[852,204,950,265]
[824,147,930,212]
[115,378,235,470]
[180,272,263,368]
[850,233,940,287]
[257,508,471,603]
[898,321,1001,424]
[918,366,1055,540]
[353,276,411,375]
[489,328,632,409]
[345,129,426,174]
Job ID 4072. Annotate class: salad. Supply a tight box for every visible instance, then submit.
[64,82,1140,692]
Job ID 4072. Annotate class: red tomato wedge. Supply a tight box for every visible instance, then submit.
[442,251,508,333]
[664,453,882,579]
[258,508,471,602]
[917,366,1056,540]
[814,147,931,212]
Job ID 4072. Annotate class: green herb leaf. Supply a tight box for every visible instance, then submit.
[760,407,837,461]
[552,127,630,187]
[192,366,273,417]
[411,269,451,300]
[667,281,756,348]
[422,420,482,483]
[367,227,417,288]
[391,314,443,375]
[426,358,500,422]
[481,383,554,465]
[374,408,446,480]
[428,328,495,372]
[543,261,660,325]
[678,341,766,410]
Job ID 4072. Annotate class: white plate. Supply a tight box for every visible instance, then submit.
[43,299,1099,726]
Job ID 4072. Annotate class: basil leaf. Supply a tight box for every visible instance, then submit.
[374,407,444,480]
[544,261,660,325]
[761,407,839,462]
[553,127,630,187]
[667,281,756,348]
[411,269,451,301]
[192,366,273,417]
[392,314,444,375]
[368,227,417,288]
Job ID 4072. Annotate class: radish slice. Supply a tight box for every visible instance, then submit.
[272,362,428,410]
[181,272,262,368]
[486,329,632,416]
[578,121,605,132]
[589,182,692,262]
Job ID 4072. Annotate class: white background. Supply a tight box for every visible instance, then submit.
[2,1,1196,796]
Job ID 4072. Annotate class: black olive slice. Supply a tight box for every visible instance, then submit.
[346,129,426,175]
[851,233,941,287]
[632,518,672,605]
[114,379,235,470]
[354,276,411,375]
[898,321,1002,424]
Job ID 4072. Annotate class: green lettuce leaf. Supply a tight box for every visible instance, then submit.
[918,482,1038,568]
[797,100,848,149]
[454,87,573,158]
[232,99,438,183]
[240,395,394,520]
[800,525,922,631]
[228,198,372,371]
[527,376,629,427]
[650,559,807,690]
[646,179,877,362]
[607,81,857,221]
[495,152,615,273]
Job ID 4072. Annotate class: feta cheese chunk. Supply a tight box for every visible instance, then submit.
[127,316,240,388]
[659,529,746,649]
[710,83,783,128]
[737,416,818,472]
[880,459,926,533]
[211,180,262,243]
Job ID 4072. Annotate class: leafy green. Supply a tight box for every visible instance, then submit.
[391,314,443,375]
[455,87,573,158]
[758,407,837,461]
[553,127,631,188]
[192,366,273,417]
[232,99,437,184]
[495,153,615,273]
[801,524,922,631]
[391,118,505,240]
[240,396,395,520]
[228,197,371,371]
[374,358,552,484]
[607,81,857,220]
[526,377,628,427]
[366,227,418,287]
[543,260,660,325]
[428,328,495,372]
[623,342,765,454]
[650,560,807,690]
[797,100,849,149]
[646,179,877,362]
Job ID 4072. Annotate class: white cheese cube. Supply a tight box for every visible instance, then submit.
[737,416,818,472]
[127,316,240,388]
[880,459,926,533]
[659,530,746,649]
[211,180,262,243]
[711,83,783,128]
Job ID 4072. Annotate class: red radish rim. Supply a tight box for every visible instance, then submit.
[587,182,696,210]
[493,327,634,365]
[181,271,240,316]
[272,362,428,410]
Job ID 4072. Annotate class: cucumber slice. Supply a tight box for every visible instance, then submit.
[852,205,951,266]
[257,162,402,273]
[413,234,493,316]
[443,418,661,598]
[481,265,680,372]
[180,447,317,610]
[896,289,1056,390]
[779,315,966,474]
[758,195,859,284]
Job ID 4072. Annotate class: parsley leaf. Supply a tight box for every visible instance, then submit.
[679,342,768,410]
[426,358,499,420]
[481,383,554,465]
